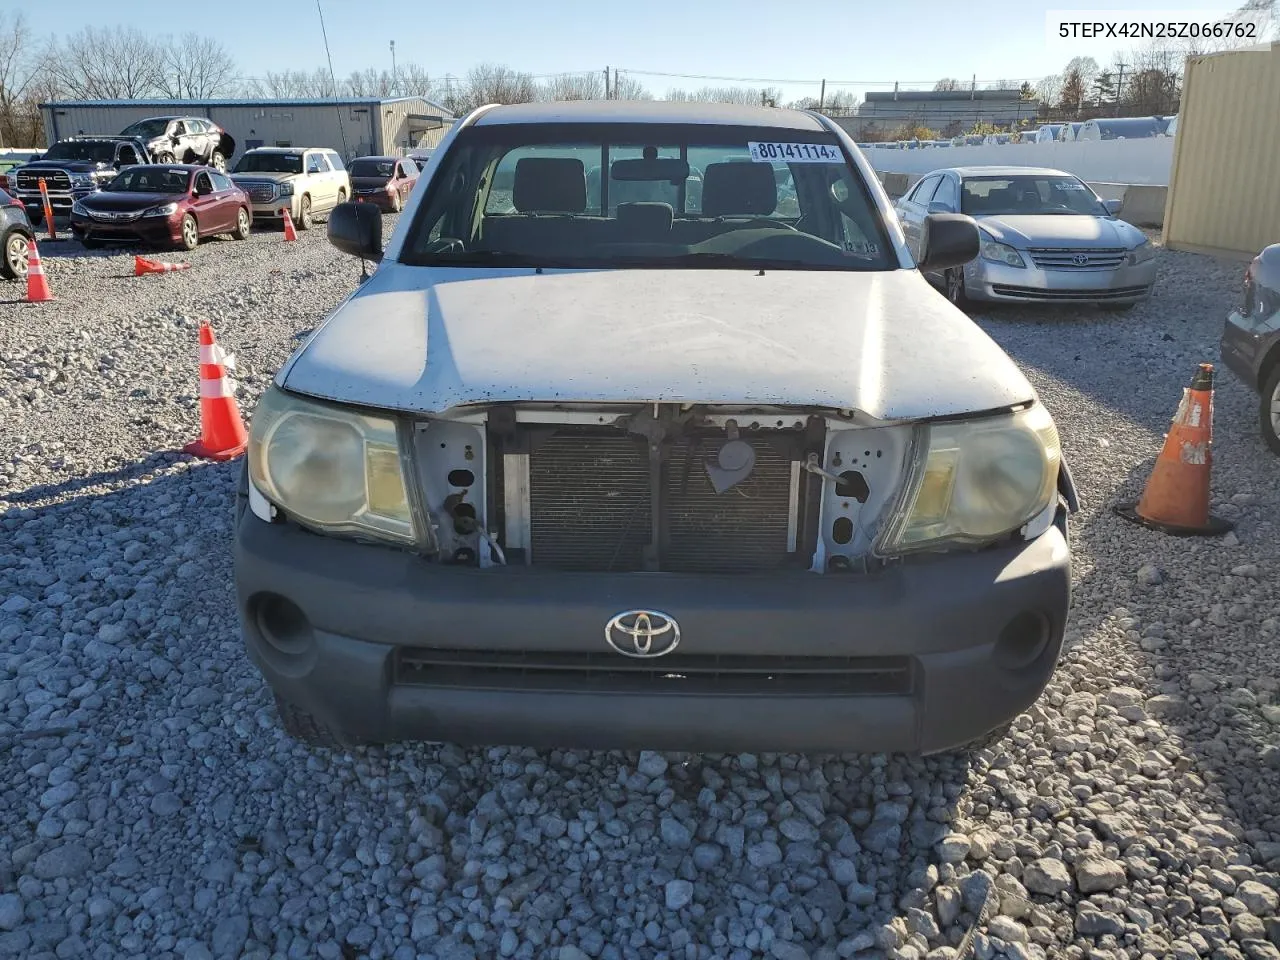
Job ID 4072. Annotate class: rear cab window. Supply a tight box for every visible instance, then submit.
[403,121,893,270]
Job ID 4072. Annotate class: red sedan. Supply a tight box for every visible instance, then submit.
[349,156,419,212]
[70,165,252,250]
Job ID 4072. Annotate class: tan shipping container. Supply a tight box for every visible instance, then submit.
[1163,42,1280,260]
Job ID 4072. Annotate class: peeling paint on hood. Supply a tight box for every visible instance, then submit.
[280,265,1037,421]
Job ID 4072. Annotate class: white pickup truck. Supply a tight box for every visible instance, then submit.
[228,147,350,229]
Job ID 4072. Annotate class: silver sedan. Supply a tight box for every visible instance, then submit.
[895,165,1158,311]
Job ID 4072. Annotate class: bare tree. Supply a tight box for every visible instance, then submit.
[1035,74,1063,108]
[611,73,652,101]
[664,86,779,105]
[541,72,604,101]
[396,63,438,100]
[53,27,163,99]
[1062,56,1100,87]
[788,89,858,115]
[458,63,536,111]
[0,13,55,146]
[156,33,237,99]
[933,78,961,91]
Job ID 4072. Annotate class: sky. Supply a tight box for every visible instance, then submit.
[26,0,1269,105]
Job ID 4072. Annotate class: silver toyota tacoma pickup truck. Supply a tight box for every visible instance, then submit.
[234,101,1078,755]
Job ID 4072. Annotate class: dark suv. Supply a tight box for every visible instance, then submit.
[120,117,236,172]
[1,187,34,281]
[1221,242,1280,455]
[13,137,153,225]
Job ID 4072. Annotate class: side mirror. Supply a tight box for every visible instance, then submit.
[918,213,980,273]
[328,201,383,262]
[926,200,954,215]
[1103,198,1123,216]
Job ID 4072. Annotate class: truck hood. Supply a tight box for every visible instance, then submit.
[281,266,1037,421]
[230,171,299,184]
[976,214,1145,249]
[21,159,111,174]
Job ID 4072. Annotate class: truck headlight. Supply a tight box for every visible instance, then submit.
[980,238,1026,268]
[247,387,415,543]
[70,173,95,187]
[878,404,1061,553]
[278,182,294,197]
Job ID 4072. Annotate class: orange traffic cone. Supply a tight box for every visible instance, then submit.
[282,208,298,242]
[183,322,248,461]
[1114,363,1232,536]
[136,255,191,276]
[25,239,54,303]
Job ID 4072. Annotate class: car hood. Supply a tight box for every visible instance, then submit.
[230,171,300,183]
[280,266,1036,421]
[79,191,184,211]
[975,214,1145,248]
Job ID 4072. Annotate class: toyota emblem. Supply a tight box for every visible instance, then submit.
[1072,253,1090,266]
[605,610,680,658]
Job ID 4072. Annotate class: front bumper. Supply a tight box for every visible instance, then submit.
[247,195,298,221]
[235,497,1072,755]
[964,257,1157,304]
[70,212,182,245]
[1221,307,1279,394]
[353,189,394,210]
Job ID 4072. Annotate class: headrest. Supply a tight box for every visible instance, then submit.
[701,162,777,217]
[512,157,586,213]
[615,202,673,236]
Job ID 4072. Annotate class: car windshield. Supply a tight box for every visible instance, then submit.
[121,119,170,139]
[350,159,395,178]
[234,153,303,174]
[400,122,894,271]
[106,167,191,193]
[960,175,1109,216]
[44,141,116,163]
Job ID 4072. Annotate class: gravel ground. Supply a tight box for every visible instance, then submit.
[1,228,1278,960]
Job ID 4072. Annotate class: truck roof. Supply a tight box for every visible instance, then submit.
[472,100,827,131]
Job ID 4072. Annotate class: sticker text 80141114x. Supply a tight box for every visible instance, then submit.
[747,142,843,163]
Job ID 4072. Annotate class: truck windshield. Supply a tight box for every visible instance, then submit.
[400,122,893,271]
[107,167,192,194]
[44,142,117,163]
[234,153,303,174]
[121,119,170,139]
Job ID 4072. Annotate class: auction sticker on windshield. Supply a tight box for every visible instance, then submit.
[747,142,843,163]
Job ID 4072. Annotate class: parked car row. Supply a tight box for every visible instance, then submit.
[0,146,419,274]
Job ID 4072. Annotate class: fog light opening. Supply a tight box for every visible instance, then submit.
[993,611,1050,671]
[254,594,314,657]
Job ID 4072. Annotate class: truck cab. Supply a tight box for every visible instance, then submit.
[13,137,153,225]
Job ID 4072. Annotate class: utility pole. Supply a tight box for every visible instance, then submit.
[1115,62,1126,116]
[389,40,397,97]
[444,75,455,113]
[818,79,826,112]
[971,74,976,100]
[604,66,611,99]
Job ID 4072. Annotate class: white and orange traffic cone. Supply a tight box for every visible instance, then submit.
[1114,363,1232,536]
[183,322,248,461]
[26,239,54,303]
[281,208,298,242]
[135,255,191,276]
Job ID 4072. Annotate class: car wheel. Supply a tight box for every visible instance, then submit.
[155,152,174,164]
[1100,302,1136,312]
[296,195,312,230]
[179,214,199,251]
[1,229,29,280]
[1262,364,1280,456]
[337,188,347,205]
[944,267,969,307]
[391,191,402,213]
[81,236,103,250]
[211,151,226,173]
[233,207,251,240]
[274,695,368,749]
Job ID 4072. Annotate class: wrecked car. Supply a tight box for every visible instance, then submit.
[234,101,1078,755]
